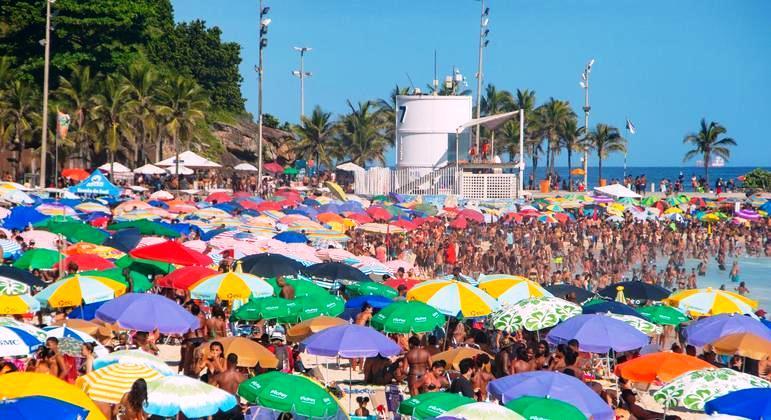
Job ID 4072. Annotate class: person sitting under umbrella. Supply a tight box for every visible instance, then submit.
[621,389,680,420]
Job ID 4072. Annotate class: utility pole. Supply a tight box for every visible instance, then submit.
[257,1,270,192]
[474,0,490,156]
[581,59,594,189]
[292,47,312,121]
[39,0,54,188]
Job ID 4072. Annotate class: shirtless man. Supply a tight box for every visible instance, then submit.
[512,346,534,374]
[207,306,228,339]
[355,304,373,326]
[406,336,431,396]
[277,276,295,300]
[44,337,68,379]
[211,353,247,419]
[471,354,495,401]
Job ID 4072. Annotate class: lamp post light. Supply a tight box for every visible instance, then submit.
[292,47,312,121]
[580,58,594,189]
[39,0,55,188]
[256,1,270,192]
[474,0,490,156]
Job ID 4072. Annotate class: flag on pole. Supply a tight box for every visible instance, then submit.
[625,118,636,135]
[57,111,71,139]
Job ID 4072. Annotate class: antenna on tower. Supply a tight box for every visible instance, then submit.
[405,73,416,93]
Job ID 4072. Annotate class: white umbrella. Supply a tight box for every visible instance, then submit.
[149,190,174,201]
[234,163,259,171]
[133,164,167,175]
[156,150,221,168]
[98,162,132,173]
[166,166,194,176]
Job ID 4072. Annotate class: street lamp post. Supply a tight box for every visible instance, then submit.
[474,0,490,157]
[580,58,594,189]
[39,0,54,188]
[292,47,312,121]
[257,1,270,192]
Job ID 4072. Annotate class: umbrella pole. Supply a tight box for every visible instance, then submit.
[349,361,353,415]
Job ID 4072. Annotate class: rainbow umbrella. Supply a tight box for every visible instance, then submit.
[145,375,237,418]
[407,279,499,318]
[34,275,127,308]
[189,271,273,301]
[77,363,164,404]
[478,274,552,306]
[665,287,758,316]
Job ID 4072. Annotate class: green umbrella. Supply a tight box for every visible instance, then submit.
[345,281,397,298]
[265,276,328,298]
[33,215,79,227]
[641,196,657,207]
[372,195,389,202]
[413,202,438,216]
[73,268,153,293]
[13,248,64,270]
[505,396,587,420]
[399,391,474,419]
[278,296,345,323]
[115,255,174,276]
[582,297,607,307]
[371,301,445,333]
[638,304,690,325]
[283,167,299,176]
[231,296,300,321]
[493,296,581,332]
[41,221,108,244]
[108,220,180,237]
[238,371,345,419]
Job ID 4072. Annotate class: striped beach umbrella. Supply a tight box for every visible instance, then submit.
[478,274,552,306]
[145,375,237,418]
[189,271,273,301]
[35,275,127,308]
[77,363,163,404]
[0,325,42,357]
[0,239,21,258]
[407,279,499,318]
[93,350,175,375]
[43,325,97,343]
[0,293,40,315]
[665,287,757,316]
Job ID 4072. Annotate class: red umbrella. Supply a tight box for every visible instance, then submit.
[233,191,252,199]
[205,192,233,203]
[367,206,392,221]
[457,209,484,223]
[130,240,213,266]
[689,197,706,207]
[346,213,373,224]
[384,278,421,291]
[264,162,284,173]
[56,254,116,271]
[449,216,468,229]
[391,219,417,231]
[238,200,262,211]
[413,216,440,226]
[61,168,90,181]
[156,266,218,289]
[502,212,523,223]
[255,201,283,212]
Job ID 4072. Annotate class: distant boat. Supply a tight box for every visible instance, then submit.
[695,156,725,167]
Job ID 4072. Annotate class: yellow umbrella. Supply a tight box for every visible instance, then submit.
[212,336,278,368]
[64,242,125,260]
[433,347,492,370]
[664,207,684,215]
[0,293,40,315]
[407,279,499,317]
[664,287,758,316]
[34,275,127,308]
[77,363,164,404]
[286,316,348,342]
[324,181,347,201]
[357,222,405,234]
[0,372,107,420]
[570,168,585,175]
[712,333,771,360]
[477,274,551,306]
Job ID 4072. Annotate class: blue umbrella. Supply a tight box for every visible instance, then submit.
[302,198,320,207]
[241,253,304,278]
[96,293,199,334]
[2,207,48,230]
[345,295,393,309]
[273,231,308,244]
[103,228,141,253]
[0,265,45,288]
[301,324,401,358]
[0,396,89,420]
[148,200,168,208]
[546,314,649,353]
[583,301,645,319]
[685,313,771,346]
[704,387,771,419]
[304,262,369,283]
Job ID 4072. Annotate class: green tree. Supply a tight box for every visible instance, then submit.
[338,100,388,166]
[55,65,101,167]
[292,106,337,168]
[511,89,541,176]
[376,85,410,146]
[156,76,209,177]
[3,79,39,176]
[480,84,514,155]
[587,123,627,184]
[91,75,133,177]
[534,98,575,177]
[682,119,736,187]
[558,118,584,190]
[122,61,161,166]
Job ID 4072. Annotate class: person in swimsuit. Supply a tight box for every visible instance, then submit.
[419,360,449,393]
[729,260,740,283]
[197,341,226,382]
[406,336,431,396]
[116,378,148,420]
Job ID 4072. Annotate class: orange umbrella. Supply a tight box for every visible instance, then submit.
[433,347,491,370]
[614,352,713,383]
[61,168,90,181]
[712,333,771,360]
[317,212,345,224]
[570,168,585,176]
[210,336,278,368]
[286,316,348,342]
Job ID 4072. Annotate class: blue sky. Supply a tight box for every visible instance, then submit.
[171,0,771,167]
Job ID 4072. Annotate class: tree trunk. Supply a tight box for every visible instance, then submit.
[704,152,710,192]
[598,152,603,186]
[567,150,573,191]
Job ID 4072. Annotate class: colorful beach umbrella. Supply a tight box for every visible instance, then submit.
[665,287,758,316]
[96,293,199,334]
[492,296,581,332]
[604,313,662,335]
[0,325,42,357]
[92,350,174,375]
[505,396,586,420]
[189,271,273,301]
[654,368,771,411]
[546,314,648,353]
[238,371,346,419]
[76,363,164,404]
[615,352,717,383]
[145,375,238,419]
[13,248,64,270]
[704,388,771,420]
[0,293,40,315]
[371,301,446,334]
[0,372,106,420]
[55,254,116,271]
[286,316,347,342]
[129,240,212,266]
[35,275,127,308]
[637,304,690,325]
[712,333,771,360]
[478,274,553,305]
[407,279,499,318]
[437,402,524,420]
[214,336,279,368]
[399,392,475,419]
[684,314,771,346]
[0,395,89,420]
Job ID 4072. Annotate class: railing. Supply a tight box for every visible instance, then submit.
[353,166,519,199]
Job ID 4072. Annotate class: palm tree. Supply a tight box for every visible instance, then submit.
[683,119,736,188]
[92,75,133,177]
[122,62,161,166]
[56,65,101,167]
[480,84,513,155]
[337,100,389,166]
[156,76,209,178]
[559,118,584,191]
[4,80,40,177]
[376,85,409,146]
[292,105,337,168]
[534,98,575,176]
[587,123,627,184]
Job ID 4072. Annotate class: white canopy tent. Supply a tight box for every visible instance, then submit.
[166,165,194,176]
[336,162,365,172]
[234,163,259,171]
[98,162,132,173]
[133,164,167,175]
[593,183,642,199]
[156,151,221,168]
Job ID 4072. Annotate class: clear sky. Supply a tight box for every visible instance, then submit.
[171,0,771,167]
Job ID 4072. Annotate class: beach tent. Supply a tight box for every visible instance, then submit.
[133,163,167,175]
[98,162,132,173]
[165,165,194,176]
[156,150,221,168]
[336,162,365,172]
[234,163,259,171]
[68,170,121,197]
[593,183,641,199]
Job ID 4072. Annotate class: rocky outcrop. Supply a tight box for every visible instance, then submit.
[211,117,295,166]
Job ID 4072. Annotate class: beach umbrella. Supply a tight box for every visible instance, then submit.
[43,325,96,343]
[371,301,446,334]
[115,255,174,277]
[433,347,491,370]
[545,283,595,302]
[108,220,180,237]
[0,395,90,420]
[366,206,392,221]
[155,266,218,289]
[76,363,164,404]
[214,336,279,368]
[286,316,348,342]
[712,333,771,360]
[704,388,771,419]
[301,324,400,358]
[605,313,662,335]
[96,293,198,334]
[55,254,116,271]
[665,287,758,316]
[582,300,645,319]
[272,231,308,244]
[305,262,369,282]
[449,216,469,229]
[0,265,46,288]
[546,314,649,353]
[129,240,212,266]
[615,352,717,383]
[264,275,328,298]
[231,296,300,321]
[437,402,524,420]
[13,248,64,270]
[638,304,690,325]
[282,295,345,323]
[189,271,273,301]
[597,281,670,301]
[205,191,232,203]
[92,350,174,375]
[0,293,40,315]
[241,253,304,278]
[478,274,552,305]
[35,275,127,308]
[345,281,398,298]
[399,392,475,419]
[684,314,771,346]
[103,228,142,252]
[64,242,125,260]
[0,317,46,341]
[0,372,105,420]
[384,277,421,291]
[52,319,113,338]
[70,268,152,293]
[345,294,392,310]
[43,221,108,244]
[0,276,29,296]
[357,222,405,234]
[146,374,237,418]
[488,371,613,420]
[654,368,771,411]
[505,396,586,420]
[239,371,346,419]
[263,162,284,173]
[0,325,42,357]
[493,296,581,332]
[407,279,499,318]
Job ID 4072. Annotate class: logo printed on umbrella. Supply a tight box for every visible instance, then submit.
[0,339,20,345]
[269,390,288,399]
[299,396,317,404]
